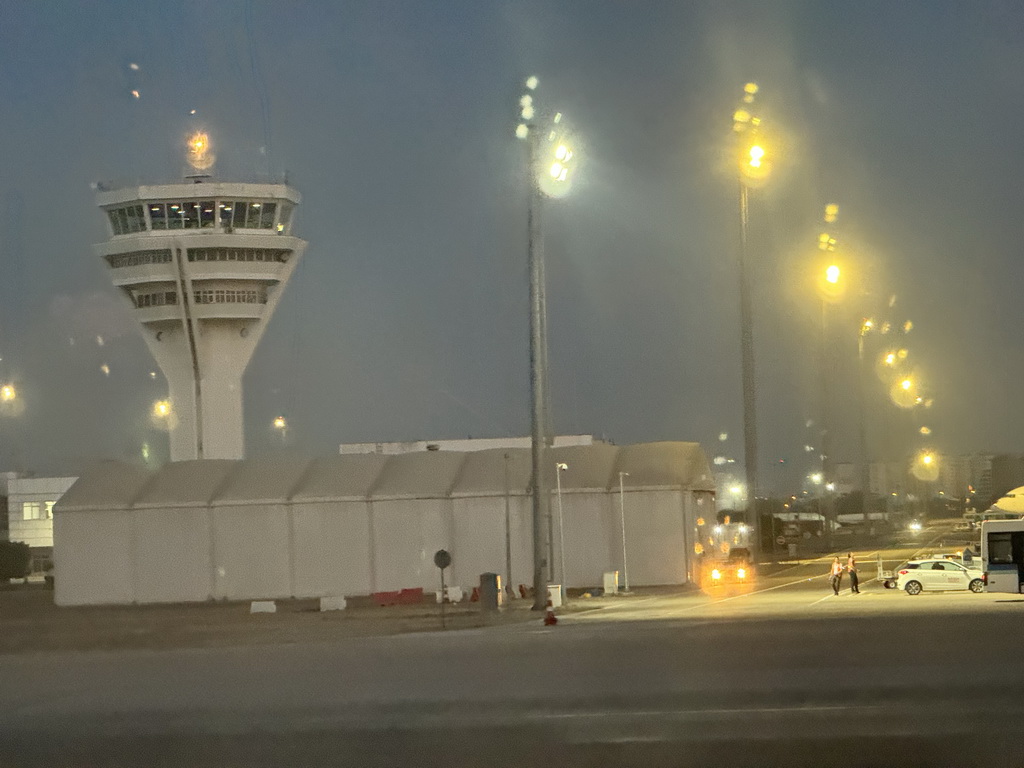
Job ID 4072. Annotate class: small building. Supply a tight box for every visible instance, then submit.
[6,476,78,572]
[53,442,715,606]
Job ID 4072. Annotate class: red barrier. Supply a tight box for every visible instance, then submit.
[372,588,424,606]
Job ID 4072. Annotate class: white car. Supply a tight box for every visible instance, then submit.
[896,559,986,595]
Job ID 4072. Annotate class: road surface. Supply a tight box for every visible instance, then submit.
[4,524,1019,767]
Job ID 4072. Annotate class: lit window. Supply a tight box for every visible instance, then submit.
[150,203,167,229]
[22,502,43,520]
[200,201,215,228]
[183,202,200,229]
[168,203,184,229]
[278,203,292,231]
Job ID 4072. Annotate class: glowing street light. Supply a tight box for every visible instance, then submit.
[0,384,15,402]
[273,415,288,443]
[516,76,579,609]
[152,399,171,419]
[825,264,841,284]
[732,82,771,558]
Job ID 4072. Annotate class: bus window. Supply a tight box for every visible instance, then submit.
[988,533,1013,564]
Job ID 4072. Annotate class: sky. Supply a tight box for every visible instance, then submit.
[1,0,1023,493]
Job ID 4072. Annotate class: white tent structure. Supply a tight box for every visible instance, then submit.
[53,442,715,606]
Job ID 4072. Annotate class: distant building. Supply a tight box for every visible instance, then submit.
[6,476,77,572]
[340,435,604,455]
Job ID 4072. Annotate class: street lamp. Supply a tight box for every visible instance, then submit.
[516,76,575,610]
[618,471,630,592]
[857,317,875,526]
[273,415,288,444]
[732,82,772,559]
[0,384,15,403]
[555,462,568,588]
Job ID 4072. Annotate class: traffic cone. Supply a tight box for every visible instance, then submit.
[543,597,558,626]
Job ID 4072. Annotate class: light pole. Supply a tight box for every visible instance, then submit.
[273,415,288,444]
[733,83,770,559]
[820,262,842,546]
[556,462,568,587]
[504,451,512,594]
[516,77,575,610]
[857,318,874,526]
[618,471,630,592]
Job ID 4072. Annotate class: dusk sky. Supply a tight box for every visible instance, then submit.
[1,1,1023,492]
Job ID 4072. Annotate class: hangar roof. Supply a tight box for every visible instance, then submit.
[55,442,715,511]
[55,461,154,511]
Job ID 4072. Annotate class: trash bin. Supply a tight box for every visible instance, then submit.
[479,572,503,611]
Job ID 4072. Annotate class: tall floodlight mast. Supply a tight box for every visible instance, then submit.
[95,132,307,460]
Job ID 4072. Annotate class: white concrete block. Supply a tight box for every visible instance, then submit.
[434,586,465,604]
[319,596,347,611]
[547,584,563,608]
[603,571,619,595]
[249,600,276,613]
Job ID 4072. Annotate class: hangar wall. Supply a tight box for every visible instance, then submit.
[53,443,715,606]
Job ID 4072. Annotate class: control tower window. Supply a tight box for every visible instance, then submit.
[278,203,293,232]
[245,202,262,228]
[200,201,215,228]
[150,204,167,230]
[183,202,200,229]
[219,203,233,228]
[168,204,184,229]
[259,202,277,228]
[232,202,246,229]
[125,205,145,233]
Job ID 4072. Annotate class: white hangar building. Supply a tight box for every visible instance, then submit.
[53,441,715,606]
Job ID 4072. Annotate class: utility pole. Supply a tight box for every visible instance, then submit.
[737,181,760,556]
[527,113,551,611]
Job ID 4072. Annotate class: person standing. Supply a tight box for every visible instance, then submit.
[829,556,843,595]
[847,552,860,594]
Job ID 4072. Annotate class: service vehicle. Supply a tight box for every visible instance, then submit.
[896,558,986,595]
[706,546,754,586]
[981,519,1024,593]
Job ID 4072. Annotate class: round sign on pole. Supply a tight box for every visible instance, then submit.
[776,536,786,546]
[434,549,451,570]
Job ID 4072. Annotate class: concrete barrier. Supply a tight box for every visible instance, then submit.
[319,596,347,611]
[250,600,276,613]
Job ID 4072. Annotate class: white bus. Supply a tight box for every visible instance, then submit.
[981,519,1024,593]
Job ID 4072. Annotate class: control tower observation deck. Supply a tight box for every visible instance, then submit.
[95,180,307,461]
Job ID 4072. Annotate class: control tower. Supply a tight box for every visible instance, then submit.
[95,175,306,461]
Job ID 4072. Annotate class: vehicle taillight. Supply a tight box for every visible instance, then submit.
[983,572,988,585]
[711,569,721,581]
[737,568,746,579]
[899,569,909,575]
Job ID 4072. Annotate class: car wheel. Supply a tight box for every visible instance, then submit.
[905,580,922,595]
[969,579,984,593]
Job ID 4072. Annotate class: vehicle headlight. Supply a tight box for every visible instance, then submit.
[711,569,721,581]
[737,568,746,579]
